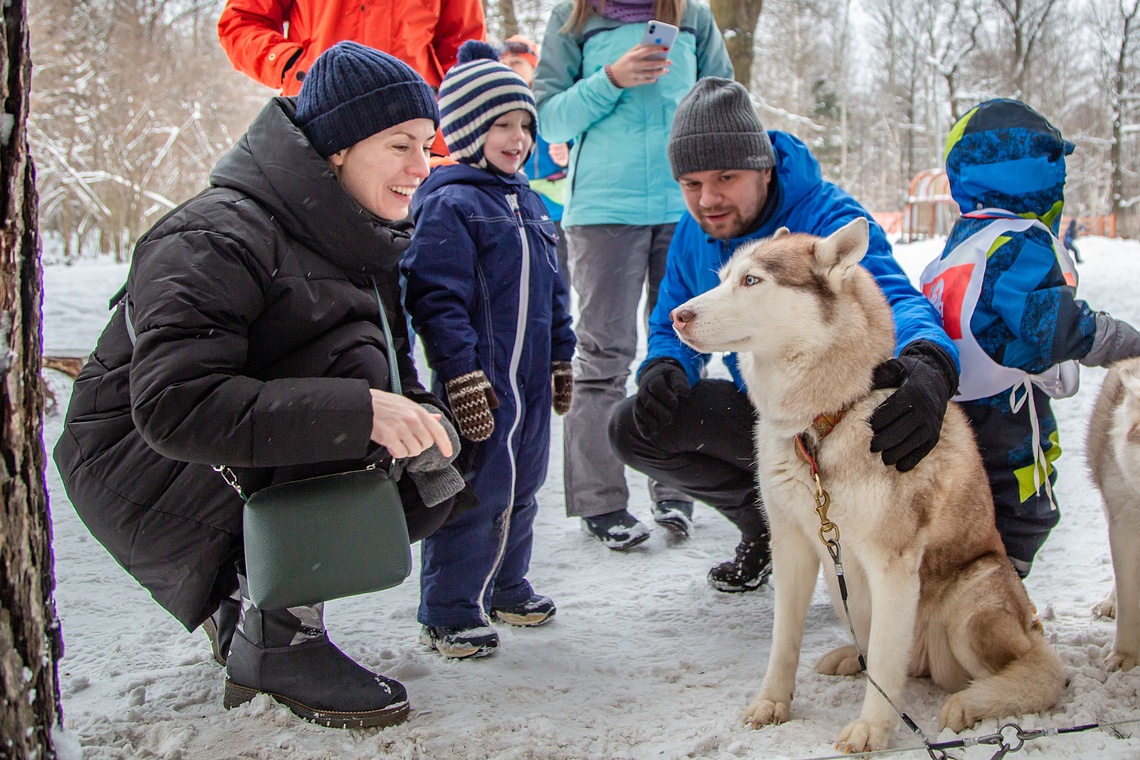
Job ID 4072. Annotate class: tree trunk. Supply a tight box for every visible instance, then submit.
[0,0,64,756]
[709,0,764,88]
[1110,0,1138,238]
[498,0,518,39]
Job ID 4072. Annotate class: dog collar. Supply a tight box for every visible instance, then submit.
[794,409,848,476]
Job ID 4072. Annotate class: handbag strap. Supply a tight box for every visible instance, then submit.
[371,277,402,397]
[214,280,405,498]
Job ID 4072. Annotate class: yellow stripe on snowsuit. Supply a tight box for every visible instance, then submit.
[944,106,980,161]
[1014,429,1062,503]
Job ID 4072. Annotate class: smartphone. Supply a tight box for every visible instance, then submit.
[639,20,678,60]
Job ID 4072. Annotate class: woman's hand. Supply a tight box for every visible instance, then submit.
[607,45,671,88]
[369,389,454,459]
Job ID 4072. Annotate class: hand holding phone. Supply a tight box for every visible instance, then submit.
[608,21,675,88]
[639,20,678,60]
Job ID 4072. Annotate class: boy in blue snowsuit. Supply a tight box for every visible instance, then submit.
[921,98,1140,577]
[401,41,576,659]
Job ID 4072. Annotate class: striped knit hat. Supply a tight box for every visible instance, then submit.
[438,40,537,168]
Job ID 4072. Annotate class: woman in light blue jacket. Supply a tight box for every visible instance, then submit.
[533,0,732,548]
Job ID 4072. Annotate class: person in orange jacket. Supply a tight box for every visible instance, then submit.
[218,0,486,152]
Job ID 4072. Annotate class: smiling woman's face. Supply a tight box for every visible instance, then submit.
[328,118,437,220]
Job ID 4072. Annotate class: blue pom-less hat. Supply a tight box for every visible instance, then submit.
[296,41,440,159]
[944,98,1075,221]
[438,40,537,168]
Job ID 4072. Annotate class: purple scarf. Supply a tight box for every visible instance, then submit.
[589,0,658,23]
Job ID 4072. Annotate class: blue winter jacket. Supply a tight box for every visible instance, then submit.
[645,131,958,390]
[402,163,576,389]
[533,1,733,227]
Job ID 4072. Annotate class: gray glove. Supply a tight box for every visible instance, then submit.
[1080,312,1140,367]
[402,405,466,508]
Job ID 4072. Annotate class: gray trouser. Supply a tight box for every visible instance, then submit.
[562,223,687,518]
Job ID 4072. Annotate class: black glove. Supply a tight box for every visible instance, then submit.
[869,341,959,473]
[633,358,691,438]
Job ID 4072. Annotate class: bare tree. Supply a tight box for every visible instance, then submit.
[926,0,984,123]
[709,0,764,86]
[29,0,266,261]
[1090,0,1140,236]
[1,0,64,756]
[499,0,520,38]
[985,0,1065,97]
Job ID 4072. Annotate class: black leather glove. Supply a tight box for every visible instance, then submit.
[869,340,959,473]
[633,358,691,438]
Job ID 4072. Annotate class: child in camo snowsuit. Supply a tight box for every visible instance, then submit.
[921,98,1140,577]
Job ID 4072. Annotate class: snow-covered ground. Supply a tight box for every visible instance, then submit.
[43,235,1140,759]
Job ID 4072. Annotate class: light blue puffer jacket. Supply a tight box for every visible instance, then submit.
[532,1,732,227]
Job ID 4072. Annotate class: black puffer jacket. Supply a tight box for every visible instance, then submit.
[54,97,445,630]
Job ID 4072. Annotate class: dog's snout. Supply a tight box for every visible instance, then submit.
[671,308,696,331]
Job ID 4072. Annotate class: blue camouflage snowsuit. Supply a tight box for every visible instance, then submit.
[928,98,1098,572]
[402,162,575,628]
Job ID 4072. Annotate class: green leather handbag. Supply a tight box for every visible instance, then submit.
[225,464,412,610]
[218,279,412,610]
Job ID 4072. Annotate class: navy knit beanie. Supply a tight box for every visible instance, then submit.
[296,41,439,159]
[438,40,536,168]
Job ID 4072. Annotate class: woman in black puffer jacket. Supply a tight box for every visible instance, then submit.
[54,42,461,730]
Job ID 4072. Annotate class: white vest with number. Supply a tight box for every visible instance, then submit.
[919,210,1080,403]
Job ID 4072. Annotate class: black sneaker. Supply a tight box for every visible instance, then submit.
[421,625,499,659]
[708,537,772,593]
[491,594,556,627]
[651,500,694,538]
[581,509,651,550]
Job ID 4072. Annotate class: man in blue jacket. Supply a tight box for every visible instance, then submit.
[608,78,961,592]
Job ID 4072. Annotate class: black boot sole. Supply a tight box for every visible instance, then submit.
[223,679,410,729]
[653,515,691,538]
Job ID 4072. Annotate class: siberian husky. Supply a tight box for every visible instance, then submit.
[1088,357,1140,671]
[670,219,1064,752]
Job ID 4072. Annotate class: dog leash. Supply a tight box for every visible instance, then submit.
[797,715,1140,760]
[795,425,948,759]
[794,424,1140,760]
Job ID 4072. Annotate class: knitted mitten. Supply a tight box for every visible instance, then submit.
[403,405,465,508]
[445,370,499,442]
[552,361,573,415]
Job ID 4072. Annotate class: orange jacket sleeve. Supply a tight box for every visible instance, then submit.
[217,0,305,90]
[432,0,486,76]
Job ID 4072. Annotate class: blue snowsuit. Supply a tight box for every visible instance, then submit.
[933,98,1098,570]
[402,163,576,628]
[645,131,957,388]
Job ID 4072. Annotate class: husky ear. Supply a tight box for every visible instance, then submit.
[772,227,791,239]
[1119,361,1140,399]
[812,218,869,293]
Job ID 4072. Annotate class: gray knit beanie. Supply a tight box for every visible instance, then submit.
[668,77,777,179]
